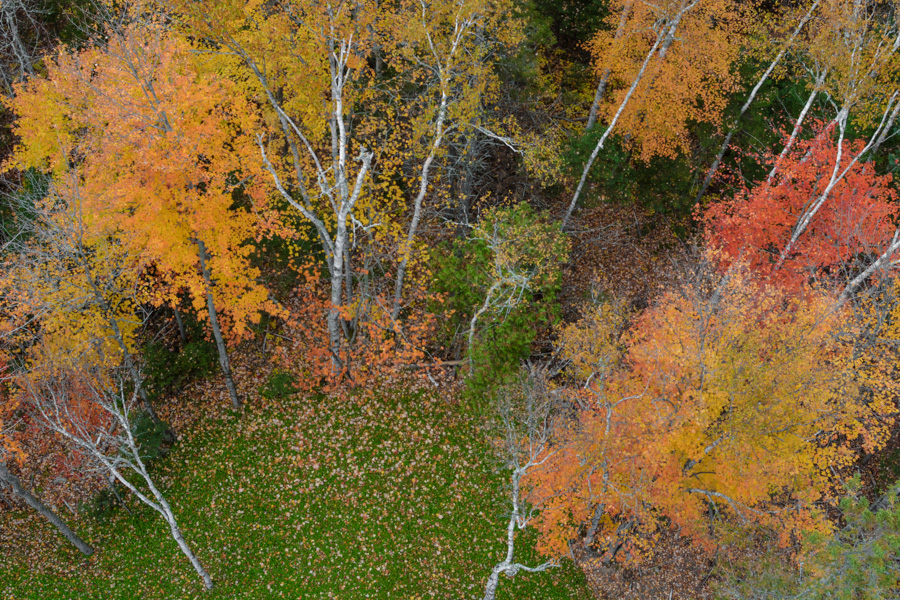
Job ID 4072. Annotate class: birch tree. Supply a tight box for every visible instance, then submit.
[769,1,900,266]
[562,0,741,227]
[482,372,559,600]
[170,0,519,370]
[22,369,214,589]
[694,0,821,204]
[703,122,900,292]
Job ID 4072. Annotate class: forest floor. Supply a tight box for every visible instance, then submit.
[0,355,590,599]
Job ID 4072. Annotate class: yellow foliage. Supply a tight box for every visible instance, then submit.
[590,0,746,161]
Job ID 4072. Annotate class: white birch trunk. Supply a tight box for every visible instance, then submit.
[766,70,827,184]
[28,379,214,589]
[693,0,819,204]
[563,0,699,228]
[584,1,634,132]
[776,94,899,269]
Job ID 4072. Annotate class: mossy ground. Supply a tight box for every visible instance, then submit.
[0,382,588,599]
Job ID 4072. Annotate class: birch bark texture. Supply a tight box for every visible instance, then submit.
[24,372,214,589]
[482,372,559,600]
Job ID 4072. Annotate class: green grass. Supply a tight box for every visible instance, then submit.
[0,385,588,599]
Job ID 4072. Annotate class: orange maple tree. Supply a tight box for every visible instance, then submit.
[527,258,893,562]
[7,21,275,408]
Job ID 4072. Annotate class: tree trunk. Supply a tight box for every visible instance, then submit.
[468,280,500,368]
[584,504,605,550]
[117,419,214,589]
[585,1,633,132]
[0,462,94,556]
[869,98,900,157]
[328,231,347,374]
[562,17,671,228]
[166,512,213,589]
[483,568,502,600]
[122,346,161,424]
[196,239,241,410]
[766,72,825,184]
[173,307,187,347]
[693,0,819,205]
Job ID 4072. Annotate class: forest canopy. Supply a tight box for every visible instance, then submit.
[2,0,900,598]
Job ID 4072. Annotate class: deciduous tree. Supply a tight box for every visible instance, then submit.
[529,258,893,562]
[22,367,214,589]
[703,121,899,292]
[563,0,743,226]
[7,21,272,408]
[169,0,522,372]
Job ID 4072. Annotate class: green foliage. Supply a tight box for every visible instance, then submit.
[258,368,300,401]
[433,203,567,401]
[142,326,218,402]
[876,448,900,495]
[562,130,698,217]
[714,476,900,600]
[131,411,174,462]
[466,301,558,401]
[526,0,608,53]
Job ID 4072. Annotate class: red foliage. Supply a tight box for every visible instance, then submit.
[272,260,443,394]
[703,121,899,291]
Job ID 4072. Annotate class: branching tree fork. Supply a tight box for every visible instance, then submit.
[482,372,559,600]
[24,370,214,589]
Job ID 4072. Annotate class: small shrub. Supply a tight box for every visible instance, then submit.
[131,411,175,462]
[81,486,123,524]
[259,369,300,401]
[142,336,218,401]
[432,203,568,403]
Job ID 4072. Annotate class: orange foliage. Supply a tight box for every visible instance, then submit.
[7,21,273,339]
[271,260,443,392]
[590,0,744,160]
[528,258,893,561]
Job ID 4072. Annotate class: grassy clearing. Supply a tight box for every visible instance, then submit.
[0,383,588,599]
